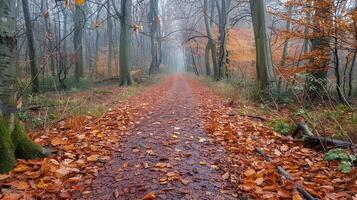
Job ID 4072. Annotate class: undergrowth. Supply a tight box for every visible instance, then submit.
[200,73,357,143]
[19,75,162,130]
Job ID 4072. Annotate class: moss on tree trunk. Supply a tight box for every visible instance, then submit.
[0,115,46,173]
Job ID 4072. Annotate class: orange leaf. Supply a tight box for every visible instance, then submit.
[74,0,85,5]
[142,192,156,200]
[278,189,291,198]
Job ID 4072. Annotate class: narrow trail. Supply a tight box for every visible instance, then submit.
[91,75,238,199]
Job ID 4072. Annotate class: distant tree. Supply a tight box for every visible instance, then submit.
[203,0,218,79]
[22,0,40,93]
[148,0,162,75]
[73,4,85,84]
[216,0,232,80]
[113,0,133,85]
[107,0,114,77]
[0,0,47,173]
[249,0,277,92]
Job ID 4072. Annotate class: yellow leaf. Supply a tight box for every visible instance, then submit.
[12,164,28,173]
[199,161,206,165]
[37,179,48,189]
[74,0,86,6]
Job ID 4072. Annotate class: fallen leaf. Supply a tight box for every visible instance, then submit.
[12,164,28,173]
[254,177,264,186]
[51,137,67,146]
[12,181,30,190]
[87,154,100,162]
[142,191,156,200]
[278,189,291,198]
[37,179,48,189]
[114,189,119,198]
[0,174,10,181]
[244,168,256,177]
[74,0,86,5]
[222,172,230,180]
[1,193,22,200]
[181,179,189,185]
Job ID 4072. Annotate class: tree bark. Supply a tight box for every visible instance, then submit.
[217,0,231,80]
[0,0,46,173]
[107,0,113,77]
[22,0,40,93]
[73,5,84,84]
[249,0,277,92]
[119,0,132,86]
[204,43,212,76]
[204,0,219,80]
[148,0,162,75]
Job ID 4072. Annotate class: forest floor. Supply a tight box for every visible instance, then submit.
[0,74,356,200]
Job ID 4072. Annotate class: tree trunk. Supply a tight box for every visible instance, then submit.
[249,0,277,92]
[204,43,212,76]
[107,0,113,77]
[73,5,84,84]
[22,0,40,93]
[204,0,219,80]
[0,0,46,173]
[148,0,162,75]
[217,0,231,80]
[119,0,132,86]
[94,4,103,78]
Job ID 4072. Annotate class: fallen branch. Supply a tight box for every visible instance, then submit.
[292,122,354,149]
[255,147,316,200]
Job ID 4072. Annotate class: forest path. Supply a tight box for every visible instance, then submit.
[90,74,238,200]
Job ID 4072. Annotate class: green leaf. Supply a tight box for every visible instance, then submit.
[338,160,352,173]
[294,109,306,116]
[324,149,349,161]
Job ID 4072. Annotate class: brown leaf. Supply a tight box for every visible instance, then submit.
[142,191,156,200]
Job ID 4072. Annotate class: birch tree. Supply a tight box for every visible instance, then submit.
[0,0,46,173]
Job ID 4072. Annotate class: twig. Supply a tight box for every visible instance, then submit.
[255,147,317,200]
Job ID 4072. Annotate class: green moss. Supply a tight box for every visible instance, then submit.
[0,116,16,173]
[0,116,46,173]
[11,120,46,159]
[268,119,293,136]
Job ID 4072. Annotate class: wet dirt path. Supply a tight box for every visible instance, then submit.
[91,75,238,200]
